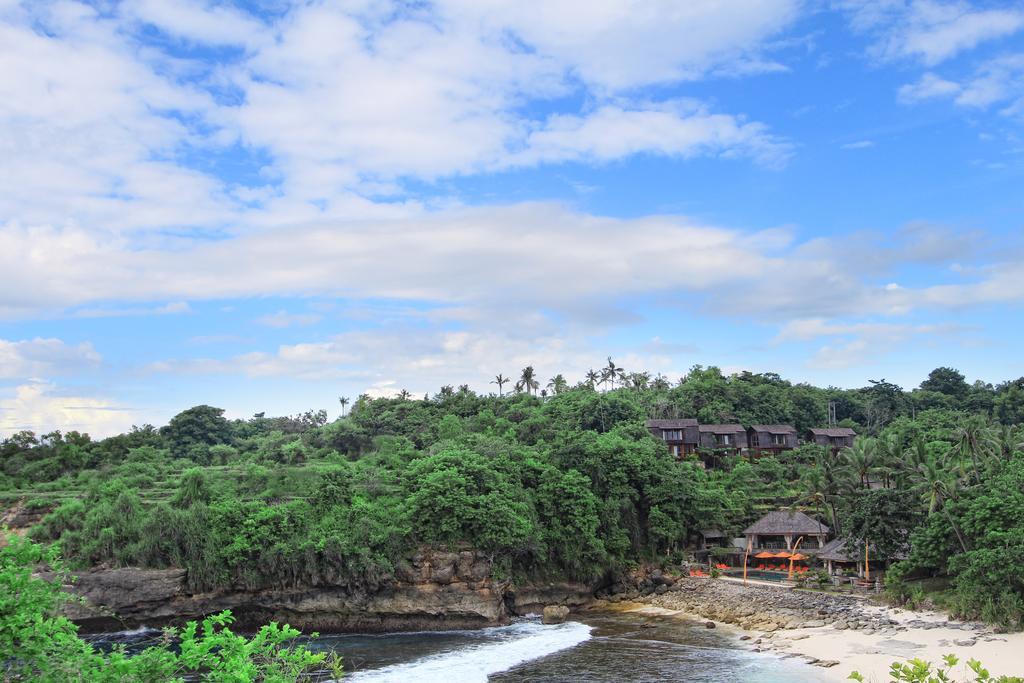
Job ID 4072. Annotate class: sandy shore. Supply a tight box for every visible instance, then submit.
[612,596,1024,682]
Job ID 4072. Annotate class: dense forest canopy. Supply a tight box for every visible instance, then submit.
[2,364,1023,628]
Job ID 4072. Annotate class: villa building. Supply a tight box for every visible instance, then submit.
[808,427,857,452]
[645,419,699,459]
[743,510,829,551]
[746,424,798,456]
[697,424,748,455]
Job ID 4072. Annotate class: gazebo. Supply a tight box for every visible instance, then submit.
[743,510,830,552]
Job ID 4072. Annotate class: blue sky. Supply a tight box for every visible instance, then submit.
[2,0,1024,436]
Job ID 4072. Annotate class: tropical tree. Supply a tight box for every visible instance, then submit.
[547,374,569,395]
[601,357,625,391]
[910,452,969,552]
[840,437,878,489]
[491,374,510,397]
[950,417,992,484]
[585,369,600,390]
[338,396,350,417]
[516,366,539,396]
[397,389,412,400]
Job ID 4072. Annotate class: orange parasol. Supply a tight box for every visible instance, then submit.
[753,551,775,559]
[789,553,808,561]
[772,551,792,558]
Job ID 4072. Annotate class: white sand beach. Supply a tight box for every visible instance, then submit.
[618,602,1024,682]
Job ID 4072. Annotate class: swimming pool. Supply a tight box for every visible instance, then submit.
[724,569,795,583]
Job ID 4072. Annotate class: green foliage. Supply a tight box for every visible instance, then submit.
[0,533,340,682]
[849,654,1023,683]
[4,365,1024,629]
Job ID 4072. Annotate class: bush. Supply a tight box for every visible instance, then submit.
[849,653,1023,682]
[0,533,341,682]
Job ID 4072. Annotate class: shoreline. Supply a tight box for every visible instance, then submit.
[603,578,1024,682]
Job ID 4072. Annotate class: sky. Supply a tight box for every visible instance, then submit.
[2,0,1024,437]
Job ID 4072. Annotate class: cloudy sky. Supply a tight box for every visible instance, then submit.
[2,0,1024,436]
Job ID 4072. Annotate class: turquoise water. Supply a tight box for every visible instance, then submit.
[725,569,795,583]
[308,612,827,682]
[88,611,828,682]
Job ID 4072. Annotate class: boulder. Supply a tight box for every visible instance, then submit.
[542,605,571,625]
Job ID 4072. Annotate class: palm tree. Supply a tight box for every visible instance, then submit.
[627,371,651,393]
[547,374,568,395]
[602,357,625,391]
[397,389,412,400]
[516,366,539,395]
[491,373,510,397]
[910,452,969,552]
[585,369,600,390]
[874,433,903,488]
[797,458,842,535]
[950,416,991,484]
[987,423,1023,462]
[651,374,670,391]
[840,437,877,489]
[338,396,350,417]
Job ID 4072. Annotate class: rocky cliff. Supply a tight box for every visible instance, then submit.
[43,549,595,633]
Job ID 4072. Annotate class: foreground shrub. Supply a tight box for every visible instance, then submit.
[0,533,341,682]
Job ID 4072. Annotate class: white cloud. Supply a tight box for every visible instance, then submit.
[776,318,967,369]
[0,338,101,379]
[436,0,802,90]
[256,310,323,328]
[0,3,235,234]
[1,206,1017,327]
[121,0,269,48]
[897,54,1024,113]
[0,381,135,438]
[840,0,1024,65]
[73,301,192,318]
[898,72,962,102]
[146,327,688,398]
[517,102,792,168]
[840,140,875,149]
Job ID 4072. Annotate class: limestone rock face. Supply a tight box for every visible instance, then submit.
[542,605,571,624]
[42,548,597,633]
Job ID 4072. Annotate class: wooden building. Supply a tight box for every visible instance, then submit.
[808,427,856,452]
[645,418,699,459]
[743,510,829,551]
[697,424,748,455]
[747,424,798,456]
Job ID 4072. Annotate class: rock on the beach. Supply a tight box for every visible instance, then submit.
[542,605,570,624]
[705,621,716,629]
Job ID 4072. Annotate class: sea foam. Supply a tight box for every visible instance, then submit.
[346,620,592,682]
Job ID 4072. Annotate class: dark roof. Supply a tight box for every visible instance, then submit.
[646,419,698,429]
[818,537,852,562]
[809,427,857,437]
[749,424,797,434]
[819,537,908,562]
[743,510,830,536]
[698,424,745,433]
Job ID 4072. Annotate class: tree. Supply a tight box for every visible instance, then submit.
[516,366,539,395]
[491,373,510,397]
[585,369,600,390]
[161,405,232,462]
[547,374,568,395]
[921,367,970,400]
[0,533,341,682]
[840,437,878,489]
[601,357,625,391]
[338,396,350,417]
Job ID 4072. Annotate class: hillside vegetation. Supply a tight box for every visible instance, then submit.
[2,365,1023,628]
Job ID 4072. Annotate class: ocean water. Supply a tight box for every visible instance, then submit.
[309,612,828,682]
